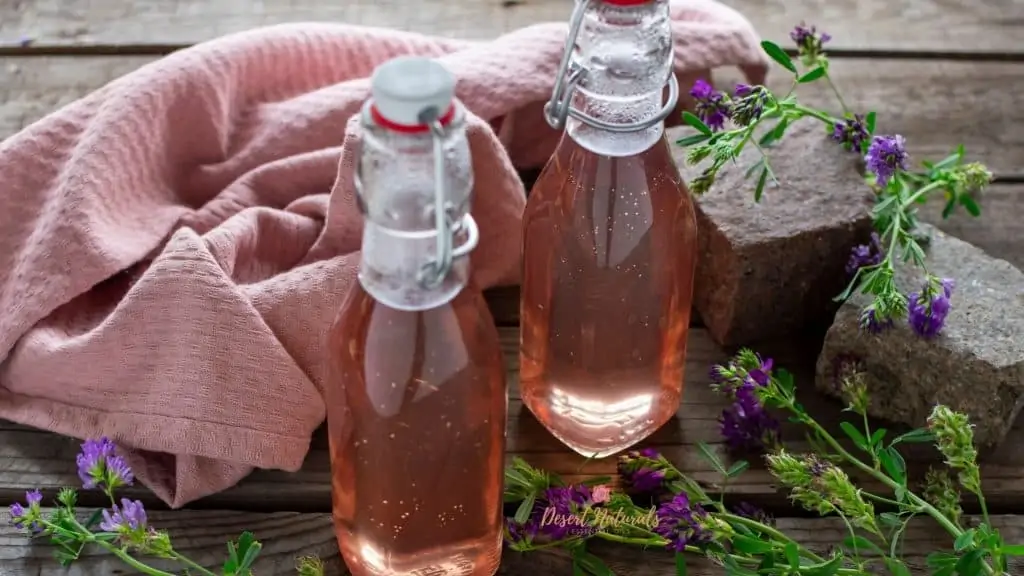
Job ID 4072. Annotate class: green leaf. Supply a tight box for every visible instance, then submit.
[1001,544,1024,556]
[927,551,958,568]
[681,111,712,135]
[884,558,912,576]
[890,428,935,445]
[726,459,750,478]
[697,442,728,475]
[573,560,587,576]
[839,421,868,451]
[798,67,826,83]
[954,549,987,576]
[865,112,877,135]
[955,528,976,552]
[784,542,800,568]
[941,197,957,219]
[869,428,887,448]
[842,535,884,556]
[879,446,907,484]
[675,552,688,576]
[576,552,616,576]
[732,535,776,554]
[754,166,769,202]
[744,158,765,179]
[960,193,982,216]
[758,118,790,148]
[515,494,536,523]
[676,133,711,147]
[807,555,844,576]
[760,40,797,74]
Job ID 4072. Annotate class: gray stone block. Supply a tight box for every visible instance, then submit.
[671,120,875,346]
[815,223,1024,447]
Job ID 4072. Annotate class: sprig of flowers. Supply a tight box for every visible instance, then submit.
[677,22,993,338]
[6,439,326,576]
[502,350,1023,576]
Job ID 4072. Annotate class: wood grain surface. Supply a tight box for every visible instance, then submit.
[7,326,1024,517]
[0,509,1021,575]
[1,0,1022,53]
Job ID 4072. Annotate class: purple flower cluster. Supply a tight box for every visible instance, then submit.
[908,277,955,338]
[504,483,597,547]
[865,134,909,188]
[76,437,134,492]
[617,448,667,495]
[653,493,711,552]
[831,114,870,154]
[732,501,774,526]
[101,498,149,533]
[9,489,43,532]
[689,79,731,131]
[790,22,831,61]
[710,357,781,454]
[845,232,884,275]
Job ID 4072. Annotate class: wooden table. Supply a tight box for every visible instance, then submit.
[1,0,1023,573]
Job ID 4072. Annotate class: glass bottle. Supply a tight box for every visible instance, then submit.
[325,56,507,576]
[520,0,698,458]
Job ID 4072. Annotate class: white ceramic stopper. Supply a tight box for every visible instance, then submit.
[370,56,455,126]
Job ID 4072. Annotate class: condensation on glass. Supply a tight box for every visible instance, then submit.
[520,0,699,458]
[325,56,507,576]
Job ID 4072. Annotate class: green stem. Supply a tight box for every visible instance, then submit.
[975,489,992,530]
[823,71,850,114]
[718,512,824,563]
[900,180,945,209]
[791,104,837,125]
[862,492,904,507]
[170,551,218,576]
[788,407,996,575]
[862,412,879,469]
[92,541,178,576]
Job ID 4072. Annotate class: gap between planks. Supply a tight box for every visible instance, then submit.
[0,510,1021,575]
[1,0,1022,53]
[7,325,1024,516]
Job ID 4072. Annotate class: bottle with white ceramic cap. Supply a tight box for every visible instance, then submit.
[324,56,507,576]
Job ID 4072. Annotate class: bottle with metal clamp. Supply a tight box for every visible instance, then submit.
[325,55,508,576]
[520,0,700,458]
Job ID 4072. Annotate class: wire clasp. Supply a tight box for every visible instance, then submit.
[543,0,680,133]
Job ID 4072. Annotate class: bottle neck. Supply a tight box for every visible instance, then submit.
[566,0,673,157]
[356,102,474,311]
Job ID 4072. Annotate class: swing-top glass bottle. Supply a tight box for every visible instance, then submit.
[520,0,699,458]
[325,56,508,576]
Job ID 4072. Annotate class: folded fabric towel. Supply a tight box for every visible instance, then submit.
[0,0,768,508]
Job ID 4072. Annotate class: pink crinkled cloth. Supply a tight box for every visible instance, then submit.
[0,0,768,508]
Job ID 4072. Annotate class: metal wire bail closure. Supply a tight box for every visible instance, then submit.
[543,0,680,133]
[417,106,479,290]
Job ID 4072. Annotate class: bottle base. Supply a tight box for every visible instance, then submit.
[338,530,503,576]
[520,382,679,459]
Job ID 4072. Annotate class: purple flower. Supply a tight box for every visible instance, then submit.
[731,84,769,126]
[865,135,908,188]
[732,501,774,526]
[832,114,870,153]
[846,232,884,275]
[76,437,133,492]
[618,449,668,495]
[859,306,893,334]
[689,79,731,131]
[533,484,595,540]
[654,493,711,552]
[790,22,831,62]
[544,484,591,515]
[9,490,43,532]
[908,277,955,338]
[504,516,538,547]
[100,498,148,533]
[719,397,781,453]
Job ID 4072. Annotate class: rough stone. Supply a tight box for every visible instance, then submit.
[815,223,1024,447]
[671,120,875,346]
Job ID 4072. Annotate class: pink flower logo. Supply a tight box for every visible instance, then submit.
[591,484,611,504]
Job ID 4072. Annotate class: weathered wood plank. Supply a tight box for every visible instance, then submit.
[1,0,1022,53]
[6,324,1024,515]
[2,56,1023,175]
[1,510,1021,575]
